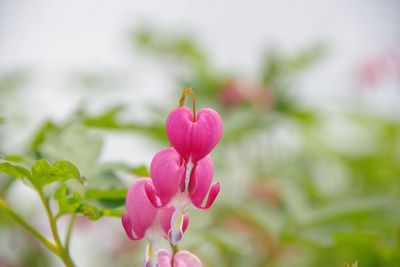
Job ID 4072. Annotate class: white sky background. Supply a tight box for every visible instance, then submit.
[0,1,399,266]
[0,0,399,145]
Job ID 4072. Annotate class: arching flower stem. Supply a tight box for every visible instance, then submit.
[178,87,196,121]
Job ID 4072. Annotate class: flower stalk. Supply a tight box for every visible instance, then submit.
[0,191,76,267]
[179,87,196,121]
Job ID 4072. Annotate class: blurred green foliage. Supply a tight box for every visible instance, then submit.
[129,27,400,267]
[0,28,399,267]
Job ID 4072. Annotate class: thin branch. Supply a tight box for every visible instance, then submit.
[0,196,58,253]
[36,189,76,267]
[37,189,63,247]
[64,214,76,252]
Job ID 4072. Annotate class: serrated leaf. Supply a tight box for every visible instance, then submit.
[31,160,82,187]
[55,185,83,217]
[0,162,31,179]
[39,125,102,177]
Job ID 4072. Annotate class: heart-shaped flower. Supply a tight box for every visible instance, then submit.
[166,107,223,163]
[145,148,220,211]
[148,147,185,207]
[121,90,223,266]
[145,149,220,244]
[121,178,189,242]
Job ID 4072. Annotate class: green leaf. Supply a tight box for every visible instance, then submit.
[55,185,83,217]
[77,203,102,220]
[0,197,6,208]
[99,162,150,177]
[31,160,83,187]
[0,71,28,93]
[285,44,326,72]
[85,188,127,200]
[0,162,31,179]
[30,121,58,151]
[132,164,150,177]
[82,107,167,142]
[55,185,123,220]
[2,155,26,163]
[38,125,103,176]
[85,188,126,208]
[83,106,125,129]
[101,208,124,218]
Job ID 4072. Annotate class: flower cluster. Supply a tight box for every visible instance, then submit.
[122,89,223,267]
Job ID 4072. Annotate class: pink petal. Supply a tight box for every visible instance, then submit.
[193,181,220,210]
[166,107,223,162]
[159,207,190,243]
[166,107,193,161]
[150,147,185,205]
[144,182,163,208]
[125,178,158,238]
[189,156,218,209]
[158,207,175,237]
[191,108,223,162]
[182,212,189,233]
[156,250,203,267]
[174,251,203,267]
[156,249,173,267]
[121,213,142,240]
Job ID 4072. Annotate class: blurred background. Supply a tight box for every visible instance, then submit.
[1,1,400,266]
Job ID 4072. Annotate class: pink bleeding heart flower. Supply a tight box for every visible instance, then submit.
[157,249,203,267]
[166,107,223,163]
[122,178,157,240]
[121,177,189,241]
[145,148,220,211]
[122,178,189,267]
[147,147,185,207]
[145,148,220,244]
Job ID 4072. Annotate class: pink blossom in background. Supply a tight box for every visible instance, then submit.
[357,49,400,87]
[218,80,247,106]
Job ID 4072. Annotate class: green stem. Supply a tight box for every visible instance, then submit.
[37,189,63,246]
[0,196,58,254]
[59,250,76,267]
[1,187,76,267]
[65,214,76,253]
[178,87,196,121]
[36,189,76,267]
[169,242,179,266]
[170,242,179,256]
